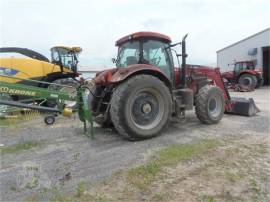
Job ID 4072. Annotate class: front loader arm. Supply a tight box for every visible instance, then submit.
[188,67,259,116]
[189,67,230,100]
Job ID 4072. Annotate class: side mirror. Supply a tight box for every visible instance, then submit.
[112,58,117,63]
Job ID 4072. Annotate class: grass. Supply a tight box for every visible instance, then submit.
[158,139,219,166]
[250,179,261,193]
[224,170,245,182]
[0,140,41,154]
[0,110,41,126]
[127,139,220,190]
[127,161,161,190]
[152,192,169,201]
[75,182,87,198]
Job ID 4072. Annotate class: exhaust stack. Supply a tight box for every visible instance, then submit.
[181,34,188,88]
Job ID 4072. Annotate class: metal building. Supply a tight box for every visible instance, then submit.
[217,28,270,85]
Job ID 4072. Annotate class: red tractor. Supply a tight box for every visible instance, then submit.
[88,32,258,140]
[222,61,264,90]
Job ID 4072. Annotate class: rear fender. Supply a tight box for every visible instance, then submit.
[239,70,260,76]
[237,70,261,82]
[94,64,172,89]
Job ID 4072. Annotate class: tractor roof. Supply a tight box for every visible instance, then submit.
[115,32,172,46]
[50,46,82,53]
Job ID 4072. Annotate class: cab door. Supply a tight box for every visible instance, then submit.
[234,63,243,76]
[143,40,174,81]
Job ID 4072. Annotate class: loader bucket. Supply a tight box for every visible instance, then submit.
[226,97,260,116]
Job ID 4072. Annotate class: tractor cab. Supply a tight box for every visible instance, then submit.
[115,32,174,79]
[50,46,82,73]
[234,61,255,74]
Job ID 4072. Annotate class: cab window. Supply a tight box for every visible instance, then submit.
[234,63,243,72]
[116,39,173,79]
[143,40,172,78]
[117,41,140,67]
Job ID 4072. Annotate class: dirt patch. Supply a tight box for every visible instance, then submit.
[39,135,270,202]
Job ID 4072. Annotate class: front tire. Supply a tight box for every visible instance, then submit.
[256,76,264,88]
[195,85,225,124]
[110,75,172,140]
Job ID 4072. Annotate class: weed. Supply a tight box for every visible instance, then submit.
[127,161,160,190]
[152,192,169,201]
[208,196,215,202]
[75,182,87,198]
[224,170,245,182]
[250,179,261,193]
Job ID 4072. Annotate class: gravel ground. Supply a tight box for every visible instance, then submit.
[0,87,269,201]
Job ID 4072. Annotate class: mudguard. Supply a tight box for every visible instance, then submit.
[94,64,172,88]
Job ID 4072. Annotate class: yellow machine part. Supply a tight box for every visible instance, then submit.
[0,57,72,83]
[62,108,73,117]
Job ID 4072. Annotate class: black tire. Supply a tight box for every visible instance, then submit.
[44,115,55,125]
[195,85,225,124]
[110,75,172,140]
[46,78,78,108]
[256,76,264,88]
[238,74,257,88]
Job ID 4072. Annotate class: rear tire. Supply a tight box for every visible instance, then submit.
[195,85,225,124]
[238,74,257,88]
[110,75,172,140]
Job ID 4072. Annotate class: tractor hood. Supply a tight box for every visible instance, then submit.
[94,64,169,85]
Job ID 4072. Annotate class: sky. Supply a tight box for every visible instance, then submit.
[0,0,269,70]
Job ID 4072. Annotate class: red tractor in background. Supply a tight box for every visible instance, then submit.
[88,32,258,140]
[221,61,264,91]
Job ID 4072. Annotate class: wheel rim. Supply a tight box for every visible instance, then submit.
[243,77,252,86]
[130,88,165,130]
[48,79,78,108]
[208,96,222,118]
[59,86,77,107]
[46,117,54,124]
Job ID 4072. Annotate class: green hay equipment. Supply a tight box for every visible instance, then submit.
[0,74,94,137]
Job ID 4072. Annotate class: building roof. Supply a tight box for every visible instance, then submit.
[217,27,270,53]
